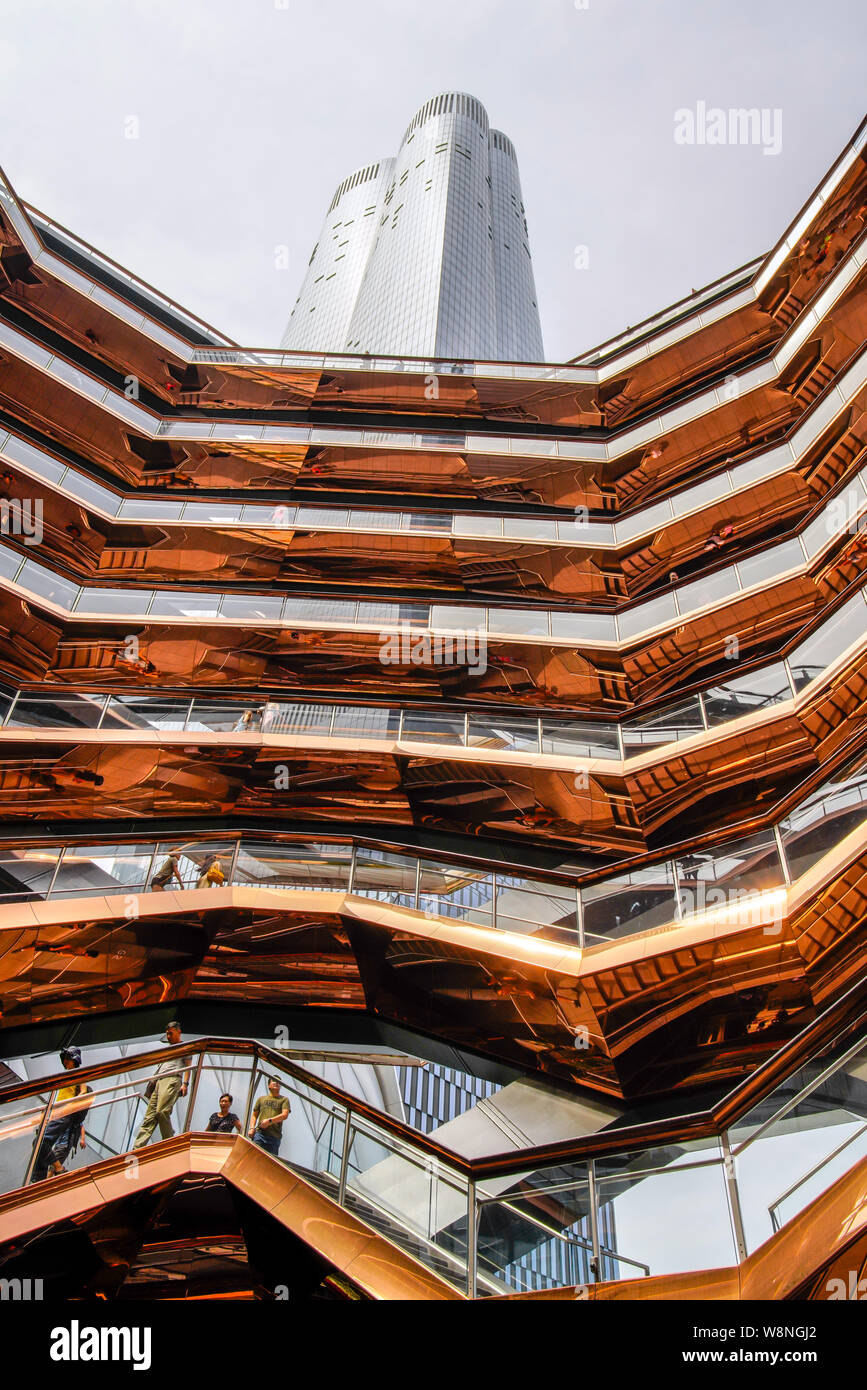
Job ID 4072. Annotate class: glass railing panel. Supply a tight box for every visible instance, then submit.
[0,548,21,583]
[234,841,351,892]
[5,692,106,729]
[788,591,867,693]
[676,567,741,616]
[59,472,116,511]
[729,1023,867,1153]
[343,1118,469,1288]
[581,863,678,943]
[621,696,704,755]
[772,1126,867,1233]
[541,719,619,759]
[703,662,792,725]
[733,1036,867,1251]
[329,706,401,740]
[670,473,732,517]
[351,510,403,530]
[219,595,284,621]
[808,480,867,560]
[264,702,333,735]
[618,593,677,640]
[778,747,867,878]
[357,601,430,627]
[614,500,673,544]
[282,598,357,624]
[117,499,184,520]
[102,696,191,731]
[475,1164,594,1294]
[75,587,151,614]
[353,847,418,907]
[550,611,616,642]
[418,860,494,928]
[187,702,262,734]
[502,518,559,541]
[0,845,60,901]
[430,604,487,632]
[149,592,221,618]
[467,715,539,753]
[296,507,349,528]
[1,434,67,484]
[0,1088,59,1194]
[50,844,156,899]
[594,1141,736,1277]
[0,1065,156,1192]
[486,608,549,638]
[401,710,466,743]
[559,518,614,544]
[736,538,805,589]
[494,876,578,943]
[453,515,504,538]
[675,828,784,917]
[255,1069,348,1189]
[17,560,78,609]
[148,841,235,892]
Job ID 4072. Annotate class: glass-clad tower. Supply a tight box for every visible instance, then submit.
[281,92,545,361]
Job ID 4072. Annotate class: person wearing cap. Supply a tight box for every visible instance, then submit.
[132,1021,193,1150]
[29,1047,93,1182]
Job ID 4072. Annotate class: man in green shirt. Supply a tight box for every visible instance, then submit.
[249,1077,290,1158]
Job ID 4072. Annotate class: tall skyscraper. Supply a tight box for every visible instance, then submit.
[281,92,545,361]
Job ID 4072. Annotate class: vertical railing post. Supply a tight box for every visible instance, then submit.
[337,1106,352,1205]
[4,690,19,728]
[142,843,158,896]
[181,1051,204,1136]
[466,1179,478,1298]
[774,824,792,885]
[228,838,241,887]
[722,1130,748,1263]
[22,1086,57,1188]
[45,847,64,900]
[347,845,357,894]
[587,1160,601,1284]
[242,1056,260,1140]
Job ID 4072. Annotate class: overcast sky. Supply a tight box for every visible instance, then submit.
[0,0,864,362]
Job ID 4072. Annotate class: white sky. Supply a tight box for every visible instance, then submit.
[0,0,864,361]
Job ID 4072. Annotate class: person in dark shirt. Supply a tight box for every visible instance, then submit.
[205,1093,242,1135]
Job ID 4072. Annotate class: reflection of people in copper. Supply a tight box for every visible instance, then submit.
[703,523,734,552]
[117,651,156,675]
[53,767,104,789]
[288,631,326,646]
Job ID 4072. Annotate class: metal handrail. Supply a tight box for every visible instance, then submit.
[767,1120,867,1231]
[485,1197,651,1278]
